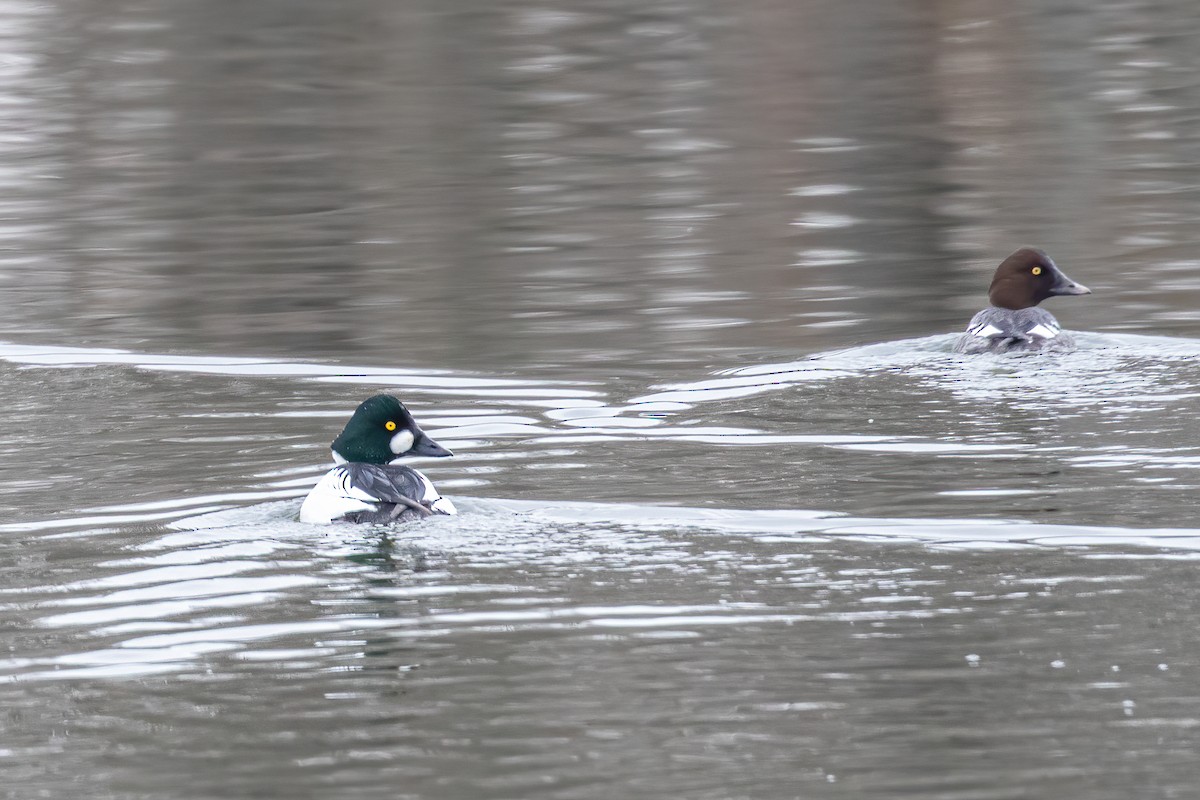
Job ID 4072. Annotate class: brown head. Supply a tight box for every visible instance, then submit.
[986,247,1091,310]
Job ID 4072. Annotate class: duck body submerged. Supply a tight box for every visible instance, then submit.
[301,462,457,524]
[955,306,1075,354]
[953,247,1090,354]
[299,394,456,525]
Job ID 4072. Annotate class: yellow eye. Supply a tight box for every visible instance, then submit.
[385,421,397,431]
[1031,266,1042,276]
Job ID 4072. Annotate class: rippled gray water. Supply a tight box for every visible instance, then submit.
[3,1,1200,799]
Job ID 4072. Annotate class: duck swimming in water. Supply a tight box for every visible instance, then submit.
[954,247,1091,354]
[299,394,456,524]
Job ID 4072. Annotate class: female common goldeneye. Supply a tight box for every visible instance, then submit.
[299,394,457,524]
[953,247,1091,354]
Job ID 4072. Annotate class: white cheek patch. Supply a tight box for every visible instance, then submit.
[1026,323,1059,339]
[389,429,415,455]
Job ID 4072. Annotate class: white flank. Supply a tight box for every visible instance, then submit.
[971,323,1003,338]
[299,467,377,524]
[415,469,458,515]
[1027,323,1059,339]
[431,496,458,514]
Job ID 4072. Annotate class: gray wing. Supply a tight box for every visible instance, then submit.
[340,463,435,523]
[343,463,429,504]
[954,307,1072,354]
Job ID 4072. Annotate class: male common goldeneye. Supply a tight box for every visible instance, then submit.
[953,247,1091,354]
[299,394,457,524]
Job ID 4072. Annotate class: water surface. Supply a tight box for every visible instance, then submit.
[3,1,1200,799]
